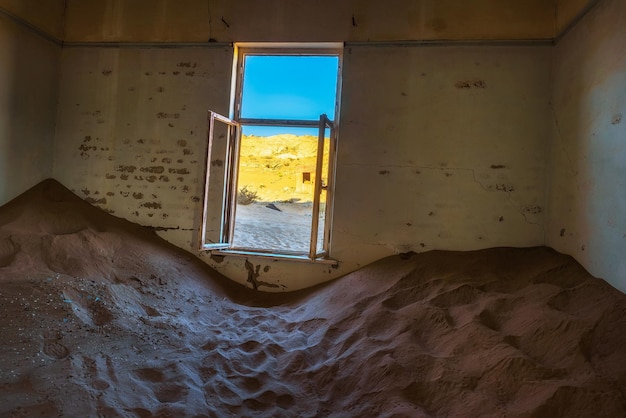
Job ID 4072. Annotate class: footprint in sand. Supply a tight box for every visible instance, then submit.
[75,354,116,391]
[42,330,69,359]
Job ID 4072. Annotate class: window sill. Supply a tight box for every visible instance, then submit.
[209,249,339,266]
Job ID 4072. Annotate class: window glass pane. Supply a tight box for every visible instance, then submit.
[231,125,330,254]
[317,187,327,255]
[202,115,235,247]
[240,55,339,120]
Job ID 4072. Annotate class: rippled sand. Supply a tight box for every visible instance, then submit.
[1,180,625,417]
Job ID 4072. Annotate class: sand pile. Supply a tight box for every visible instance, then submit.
[1,179,626,417]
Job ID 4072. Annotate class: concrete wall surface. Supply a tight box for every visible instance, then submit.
[332,45,550,266]
[53,46,232,250]
[0,14,60,205]
[54,43,551,291]
[547,0,626,292]
[63,0,555,43]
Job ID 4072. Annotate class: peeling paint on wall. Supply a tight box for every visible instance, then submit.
[454,79,487,89]
[140,166,165,174]
[244,260,280,290]
[140,201,162,209]
[523,205,543,215]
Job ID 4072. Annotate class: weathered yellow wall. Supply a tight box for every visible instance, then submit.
[53,46,232,250]
[547,0,626,292]
[0,0,65,40]
[63,0,555,43]
[54,43,551,291]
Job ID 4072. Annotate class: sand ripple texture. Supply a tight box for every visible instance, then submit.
[1,179,626,417]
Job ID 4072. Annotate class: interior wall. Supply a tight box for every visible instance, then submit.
[54,42,551,291]
[0,13,60,205]
[53,45,232,251]
[547,0,626,292]
[332,45,551,267]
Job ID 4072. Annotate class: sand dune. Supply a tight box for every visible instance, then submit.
[1,179,625,417]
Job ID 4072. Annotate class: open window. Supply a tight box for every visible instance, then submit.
[200,44,342,262]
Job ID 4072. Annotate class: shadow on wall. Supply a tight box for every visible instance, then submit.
[547,0,626,293]
[0,14,59,205]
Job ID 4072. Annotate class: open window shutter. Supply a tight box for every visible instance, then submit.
[200,111,240,250]
[309,114,335,259]
[319,118,337,258]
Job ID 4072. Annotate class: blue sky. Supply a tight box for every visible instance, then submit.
[240,55,339,136]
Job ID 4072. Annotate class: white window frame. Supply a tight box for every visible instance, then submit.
[199,43,342,263]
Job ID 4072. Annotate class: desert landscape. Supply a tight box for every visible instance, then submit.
[1,179,626,417]
[229,134,329,253]
[237,133,329,204]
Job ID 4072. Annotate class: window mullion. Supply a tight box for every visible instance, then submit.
[200,111,240,250]
[238,118,321,128]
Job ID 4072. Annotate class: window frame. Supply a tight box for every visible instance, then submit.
[199,43,342,264]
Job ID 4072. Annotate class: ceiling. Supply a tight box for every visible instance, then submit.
[0,0,598,44]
